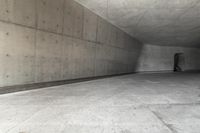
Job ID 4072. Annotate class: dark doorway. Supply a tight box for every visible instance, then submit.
[174,53,185,72]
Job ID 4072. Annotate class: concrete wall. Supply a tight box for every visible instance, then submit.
[137,44,200,72]
[0,0,142,87]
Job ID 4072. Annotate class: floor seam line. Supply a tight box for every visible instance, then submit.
[150,109,178,133]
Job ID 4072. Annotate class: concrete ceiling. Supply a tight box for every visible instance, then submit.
[75,0,200,47]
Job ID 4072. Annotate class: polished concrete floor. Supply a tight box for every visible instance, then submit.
[0,72,200,133]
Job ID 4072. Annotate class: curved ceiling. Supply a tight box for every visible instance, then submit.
[75,0,200,47]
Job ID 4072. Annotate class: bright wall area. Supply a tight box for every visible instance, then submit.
[137,44,200,72]
[0,0,142,87]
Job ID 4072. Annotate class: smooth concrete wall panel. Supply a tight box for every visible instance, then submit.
[11,0,36,27]
[0,0,36,27]
[110,26,118,47]
[116,29,125,49]
[35,31,63,82]
[61,36,73,80]
[0,0,10,21]
[64,0,74,36]
[106,46,116,75]
[83,8,97,42]
[97,17,108,44]
[95,45,108,76]
[82,41,96,77]
[37,0,64,33]
[95,42,140,76]
[137,45,174,71]
[95,44,131,76]
[184,48,200,70]
[107,24,117,47]
[0,0,142,87]
[72,1,83,39]
[64,0,83,39]
[0,22,35,86]
[71,39,96,79]
[124,35,134,50]
[137,44,200,72]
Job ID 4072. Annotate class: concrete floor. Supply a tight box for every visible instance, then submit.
[0,72,200,133]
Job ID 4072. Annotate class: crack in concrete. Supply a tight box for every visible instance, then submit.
[151,110,178,133]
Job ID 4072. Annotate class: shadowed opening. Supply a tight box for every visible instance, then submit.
[174,53,185,72]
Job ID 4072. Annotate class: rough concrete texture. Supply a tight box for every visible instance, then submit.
[0,0,141,87]
[75,0,200,47]
[0,72,200,133]
[137,44,200,72]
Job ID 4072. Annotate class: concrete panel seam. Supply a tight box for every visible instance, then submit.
[0,15,139,50]
[62,0,66,34]
[0,19,102,46]
[35,0,38,28]
[33,25,37,83]
[81,2,84,39]
[0,72,135,94]
[150,110,178,133]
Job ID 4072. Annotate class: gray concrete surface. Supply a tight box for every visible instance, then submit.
[0,0,200,89]
[0,72,200,133]
[0,0,141,87]
[75,0,200,47]
[136,44,200,72]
